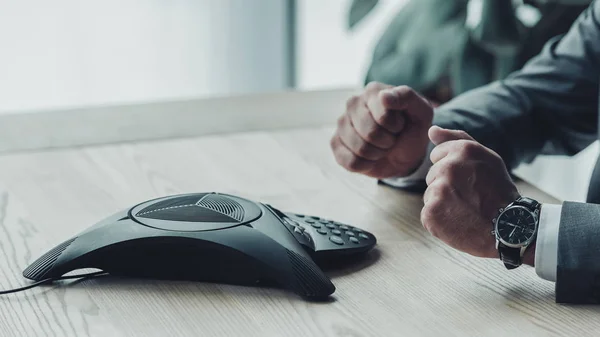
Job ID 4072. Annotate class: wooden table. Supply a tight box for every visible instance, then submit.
[0,127,597,337]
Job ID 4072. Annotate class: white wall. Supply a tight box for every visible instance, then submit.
[0,0,289,113]
[296,0,408,90]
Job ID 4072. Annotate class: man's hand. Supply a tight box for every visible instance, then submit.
[331,82,434,179]
[421,126,520,258]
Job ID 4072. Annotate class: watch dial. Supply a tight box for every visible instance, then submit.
[496,207,536,245]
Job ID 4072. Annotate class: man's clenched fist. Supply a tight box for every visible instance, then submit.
[331,82,434,179]
[421,126,522,259]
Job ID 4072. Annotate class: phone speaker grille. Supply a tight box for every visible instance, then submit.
[286,249,335,298]
[23,237,76,280]
[197,195,245,222]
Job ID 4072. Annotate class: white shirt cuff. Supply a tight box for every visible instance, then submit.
[535,204,561,282]
[380,143,434,188]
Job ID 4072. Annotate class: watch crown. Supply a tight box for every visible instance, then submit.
[492,218,496,224]
[491,230,496,236]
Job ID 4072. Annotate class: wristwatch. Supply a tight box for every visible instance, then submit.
[492,196,541,269]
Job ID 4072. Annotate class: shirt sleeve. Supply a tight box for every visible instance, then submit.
[535,204,562,282]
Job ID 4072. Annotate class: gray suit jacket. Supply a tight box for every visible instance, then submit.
[433,1,600,303]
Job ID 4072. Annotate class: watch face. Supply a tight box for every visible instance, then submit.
[496,206,537,246]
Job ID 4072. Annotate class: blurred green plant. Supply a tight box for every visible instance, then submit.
[347,0,379,29]
[347,0,592,103]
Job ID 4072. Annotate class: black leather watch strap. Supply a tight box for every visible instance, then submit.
[513,196,540,210]
[498,245,521,270]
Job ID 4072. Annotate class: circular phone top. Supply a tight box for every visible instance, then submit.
[130,193,262,231]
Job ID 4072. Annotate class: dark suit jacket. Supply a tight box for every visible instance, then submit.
[433,1,600,304]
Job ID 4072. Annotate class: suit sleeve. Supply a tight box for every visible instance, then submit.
[433,1,600,170]
[556,202,600,303]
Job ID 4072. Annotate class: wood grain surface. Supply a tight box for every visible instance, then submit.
[0,127,597,337]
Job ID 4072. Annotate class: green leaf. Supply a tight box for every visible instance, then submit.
[348,0,379,30]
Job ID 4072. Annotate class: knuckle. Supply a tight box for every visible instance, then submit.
[438,184,454,199]
[429,182,451,200]
[434,161,455,180]
[427,223,439,238]
[443,162,461,181]
[364,124,382,142]
[428,183,449,204]
[372,109,391,125]
[456,130,470,139]
[346,155,364,172]
[333,153,345,169]
[490,150,504,164]
[399,85,414,96]
[365,81,384,93]
[329,136,338,151]
[393,85,415,99]
[333,153,343,168]
[420,207,438,236]
[457,141,480,157]
[345,95,360,111]
[420,206,432,226]
[336,114,346,128]
[356,141,371,157]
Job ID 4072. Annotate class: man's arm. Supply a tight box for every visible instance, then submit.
[334,2,598,181]
[419,126,597,304]
[435,1,600,170]
[383,1,599,189]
